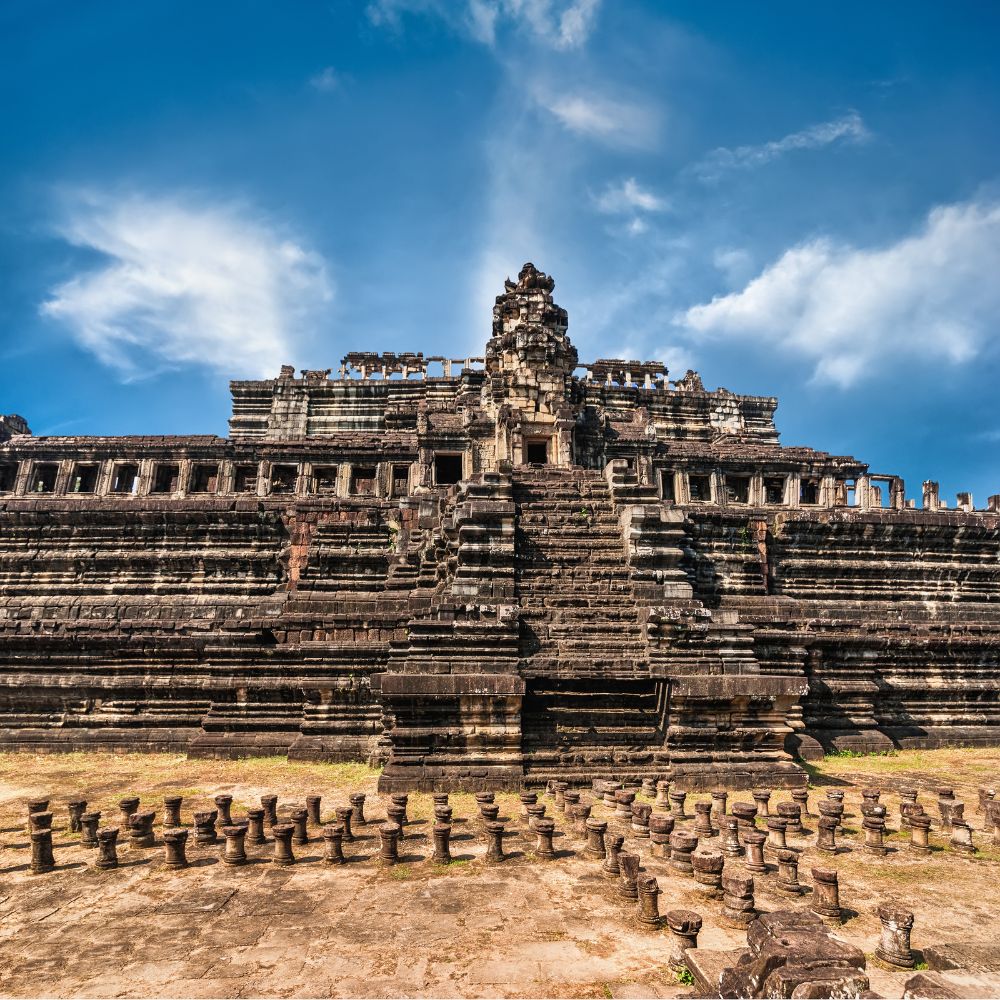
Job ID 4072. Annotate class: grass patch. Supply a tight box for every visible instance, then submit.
[388,864,411,880]
[675,966,695,986]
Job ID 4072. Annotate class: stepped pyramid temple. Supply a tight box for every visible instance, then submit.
[2,263,999,790]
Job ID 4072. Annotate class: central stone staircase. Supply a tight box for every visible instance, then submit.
[512,467,668,781]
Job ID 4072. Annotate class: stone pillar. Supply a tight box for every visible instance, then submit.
[271,824,296,865]
[128,811,156,848]
[899,788,918,829]
[573,803,593,836]
[118,797,140,829]
[792,788,811,817]
[668,789,688,819]
[30,828,55,874]
[977,787,995,818]
[552,782,568,810]
[435,804,454,825]
[163,796,182,829]
[654,780,670,810]
[818,798,844,829]
[261,794,279,830]
[390,793,409,825]
[636,874,662,928]
[669,831,698,875]
[731,801,757,830]
[950,819,975,853]
[306,796,322,827]
[585,818,608,859]
[29,810,53,834]
[743,830,767,873]
[246,808,266,846]
[534,818,556,859]
[938,789,955,832]
[27,798,50,828]
[694,801,716,838]
[163,828,189,869]
[710,791,728,825]
[862,787,881,810]
[650,814,674,858]
[350,793,367,827]
[691,849,724,900]
[811,867,842,925]
[775,848,803,894]
[336,806,355,842]
[221,825,248,866]
[721,873,756,929]
[631,802,651,838]
[922,480,940,511]
[193,810,218,845]
[432,822,452,864]
[519,792,537,817]
[613,789,635,819]
[214,795,233,826]
[641,777,657,798]
[723,817,743,858]
[379,822,400,866]
[485,821,506,863]
[603,834,625,878]
[752,790,771,818]
[909,811,931,854]
[777,801,802,835]
[875,905,915,969]
[987,801,1000,842]
[817,815,839,855]
[863,813,887,856]
[479,804,500,829]
[617,852,640,899]
[96,827,119,870]
[766,818,788,852]
[665,910,702,974]
[526,804,546,829]
[80,811,101,848]
[323,824,346,864]
[68,800,87,833]
[290,808,309,845]
[604,782,622,809]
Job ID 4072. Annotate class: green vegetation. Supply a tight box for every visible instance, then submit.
[675,966,695,986]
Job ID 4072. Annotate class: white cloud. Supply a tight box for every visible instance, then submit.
[677,199,1000,386]
[536,90,657,148]
[41,190,333,380]
[693,111,870,181]
[594,178,668,215]
[366,0,601,50]
[309,66,342,92]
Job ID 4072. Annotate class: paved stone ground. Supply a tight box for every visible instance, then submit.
[0,750,998,998]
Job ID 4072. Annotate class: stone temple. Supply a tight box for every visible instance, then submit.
[1,262,999,791]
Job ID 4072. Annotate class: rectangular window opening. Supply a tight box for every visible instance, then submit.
[688,474,712,503]
[190,464,219,494]
[152,464,180,494]
[660,470,676,503]
[111,464,139,495]
[31,463,58,493]
[71,464,99,494]
[725,475,750,504]
[350,465,377,495]
[270,464,298,495]
[234,465,258,493]
[434,453,463,486]
[312,465,339,495]
[764,476,785,505]
[392,464,410,497]
[800,478,820,505]
[0,463,17,492]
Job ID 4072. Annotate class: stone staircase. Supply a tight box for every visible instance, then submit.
[513,467,668,780]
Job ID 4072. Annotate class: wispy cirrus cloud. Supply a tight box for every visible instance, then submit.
[41,189,332,380]
[309,66,343,93]
[692,111,871,181]
[594,177,668,215]
[534,89,659,148]
[367,0,601,50]
[677,198,1000,386]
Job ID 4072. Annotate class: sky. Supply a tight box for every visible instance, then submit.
[1,1,999,503]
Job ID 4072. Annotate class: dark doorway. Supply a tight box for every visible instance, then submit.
[525,439,549,464]
[434,453,463,485]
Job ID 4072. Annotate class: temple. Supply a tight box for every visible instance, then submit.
[2,262,999,790]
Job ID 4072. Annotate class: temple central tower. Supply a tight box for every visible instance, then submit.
[483,263,578,468]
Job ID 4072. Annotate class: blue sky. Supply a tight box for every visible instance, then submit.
[2,1,999,503]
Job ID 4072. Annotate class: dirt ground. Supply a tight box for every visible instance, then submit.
[0,748,998,999]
